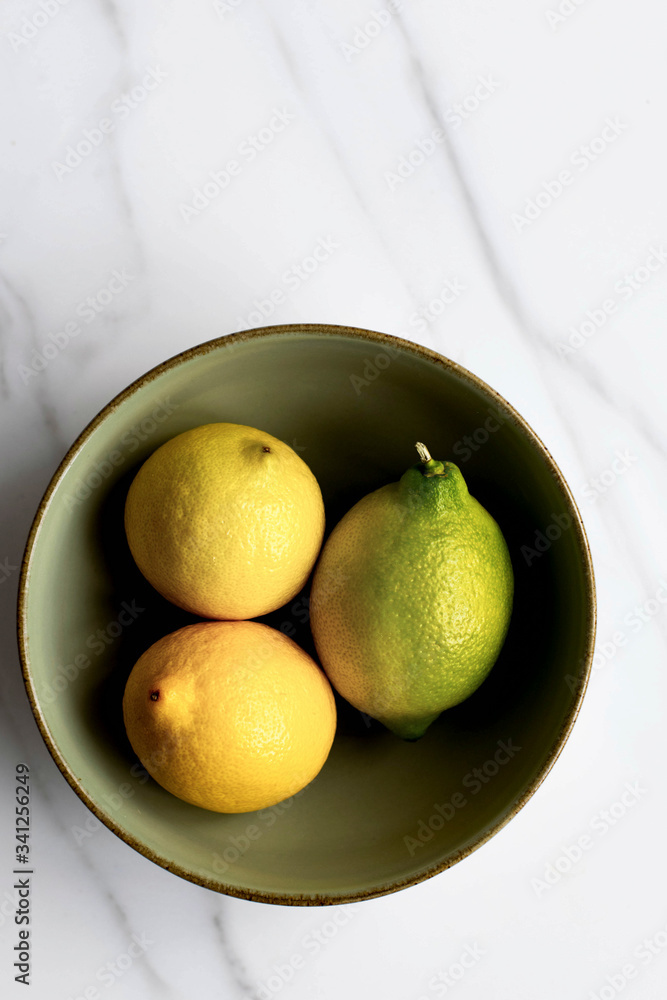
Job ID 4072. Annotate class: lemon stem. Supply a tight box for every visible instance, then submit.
[415,442,447,478]
[415,442,431,463]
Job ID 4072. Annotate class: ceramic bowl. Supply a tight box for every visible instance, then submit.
[17,324,596,905]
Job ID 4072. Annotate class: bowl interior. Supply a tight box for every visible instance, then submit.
[20,326,594,903]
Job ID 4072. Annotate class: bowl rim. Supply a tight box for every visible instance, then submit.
[16,322,597,906]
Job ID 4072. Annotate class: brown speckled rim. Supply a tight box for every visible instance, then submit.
[17,323,597,906]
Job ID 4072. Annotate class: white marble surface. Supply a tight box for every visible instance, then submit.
[2,0,667,997]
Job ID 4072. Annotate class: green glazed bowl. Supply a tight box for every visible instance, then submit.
[17,324,596,905]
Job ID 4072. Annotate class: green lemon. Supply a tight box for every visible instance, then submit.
[310,444,514,740]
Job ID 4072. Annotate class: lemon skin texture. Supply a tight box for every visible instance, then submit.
[124,423,325,621]
[310,460,514,740]
[122,620,337,813]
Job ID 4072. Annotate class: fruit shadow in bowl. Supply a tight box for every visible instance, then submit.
[87,466,202,769]
[89,461,379,765]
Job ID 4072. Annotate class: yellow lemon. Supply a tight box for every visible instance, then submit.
[124,423,324,620]
[311,444,514,740]
[122,620,337,813]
